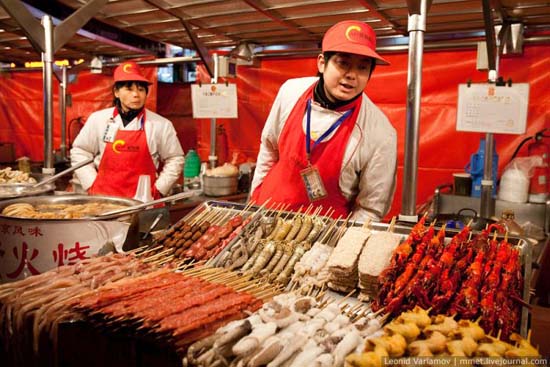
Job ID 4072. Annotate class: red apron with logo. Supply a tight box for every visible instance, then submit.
[251,83,361,218]
[89,109,160,199]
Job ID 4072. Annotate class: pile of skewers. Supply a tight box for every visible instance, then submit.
[290,218,402,300]
[373,217,524,340]
[74,267,277,354]
[185,291,386,367]
[151,203,255,263]
[345,306,540,367]
[0,250,169,363]
[216,205,334,287]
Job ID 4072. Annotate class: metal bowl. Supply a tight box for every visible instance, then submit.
[0,172,56,200]
[0,195,141,282]
[0,182,55,200]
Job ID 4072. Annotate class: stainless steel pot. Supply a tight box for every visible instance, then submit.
[0,195,140,282]
[203,175,239,197]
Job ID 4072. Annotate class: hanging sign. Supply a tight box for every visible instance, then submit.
[456,83,529,134]
[191,83,238,118]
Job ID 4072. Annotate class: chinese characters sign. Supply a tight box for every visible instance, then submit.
[0,219,130,282]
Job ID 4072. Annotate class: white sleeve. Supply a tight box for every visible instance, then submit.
[352,131,397,222]
[70,113,101,191]
[154,118,185,196]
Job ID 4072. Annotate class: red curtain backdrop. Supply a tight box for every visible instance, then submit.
[1,45,548,218]
[0,67,158,161]
[193,45,549,219]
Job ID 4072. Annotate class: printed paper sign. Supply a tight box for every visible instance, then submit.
[456,83,529,134]
[191,83,238,118]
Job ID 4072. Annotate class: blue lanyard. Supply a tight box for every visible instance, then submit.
[305,99,353,161]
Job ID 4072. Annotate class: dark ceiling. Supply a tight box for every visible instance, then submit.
[0,0,549,66]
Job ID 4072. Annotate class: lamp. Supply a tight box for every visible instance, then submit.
[90,56,103,74]
[229,42,258,65]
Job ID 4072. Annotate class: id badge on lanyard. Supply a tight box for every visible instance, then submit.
[102,117,119,143]
[300,165,328,201]
[301,99,352,202]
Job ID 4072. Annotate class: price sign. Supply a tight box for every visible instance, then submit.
[191,83,238,118]
[456,83,529,134]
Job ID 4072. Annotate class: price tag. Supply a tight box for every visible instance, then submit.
[456,83,529,134]
[191,83,238,118]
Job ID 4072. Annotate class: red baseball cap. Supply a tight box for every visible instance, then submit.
[322,20,389,65]
[113,61,151,84]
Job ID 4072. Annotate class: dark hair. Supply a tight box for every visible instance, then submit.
[318,52,376,78]
[112,81,149,105]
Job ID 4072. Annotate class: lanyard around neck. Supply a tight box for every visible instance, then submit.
[305,99,353,162]
[111,107,146,130]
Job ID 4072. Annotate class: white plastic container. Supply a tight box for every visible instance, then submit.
[498,168,529,203]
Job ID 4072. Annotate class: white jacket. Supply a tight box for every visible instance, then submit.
[251,77,397,221]
[71,107,184,196]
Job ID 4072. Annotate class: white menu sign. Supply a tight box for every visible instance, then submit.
[0,219,130,282]
[191,83,238,118]
[456,83,529,134]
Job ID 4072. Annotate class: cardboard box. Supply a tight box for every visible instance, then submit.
[0,142,15,163]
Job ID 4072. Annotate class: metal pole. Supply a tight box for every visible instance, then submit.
[480,0,498,219]
[59,65,68,162]
[209,53,219,169]
[42,15,55,173]
[400,0,429,222]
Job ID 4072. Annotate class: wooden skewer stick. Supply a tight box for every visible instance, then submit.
[137,245,164,257]
[143,248,174,262]
[388,216,397,232]
[322,214,343,244]
[338,289,357,305]
[323,207,335,219]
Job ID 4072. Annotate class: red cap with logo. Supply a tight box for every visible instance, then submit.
[113,61,152,84]
[322,20,389,65]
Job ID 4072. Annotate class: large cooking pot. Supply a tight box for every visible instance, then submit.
[0,195,140,282]
[203,175,239,197]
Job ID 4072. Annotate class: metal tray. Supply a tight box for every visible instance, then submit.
[176,200,263,265]
[345,221,531,338]
[183,201,532,338]
[206,201,336,268]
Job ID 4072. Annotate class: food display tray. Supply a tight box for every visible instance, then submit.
[180,201,532,338]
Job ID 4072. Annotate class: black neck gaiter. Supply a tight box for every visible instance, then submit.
[115,100,144,127]
[313,77,361,110]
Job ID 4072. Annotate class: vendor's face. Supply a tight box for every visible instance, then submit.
[114,82,147,112]
[317,53,373,102]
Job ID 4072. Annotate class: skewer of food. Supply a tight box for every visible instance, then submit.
[345,306,540,367]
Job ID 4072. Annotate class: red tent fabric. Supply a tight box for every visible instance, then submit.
[1,45,548,218]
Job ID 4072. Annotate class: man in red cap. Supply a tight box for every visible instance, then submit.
[251,20,397,221]
[71,61,184,199]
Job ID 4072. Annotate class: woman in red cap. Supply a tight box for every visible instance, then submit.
[71,61,184,199]
[250,20,397,221]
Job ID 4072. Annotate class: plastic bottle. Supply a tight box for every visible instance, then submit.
[465,139,499,197]
[183,149,201,187]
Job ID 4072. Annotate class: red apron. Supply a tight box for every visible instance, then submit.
[251,83,362,218]
[89,108,160,199]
